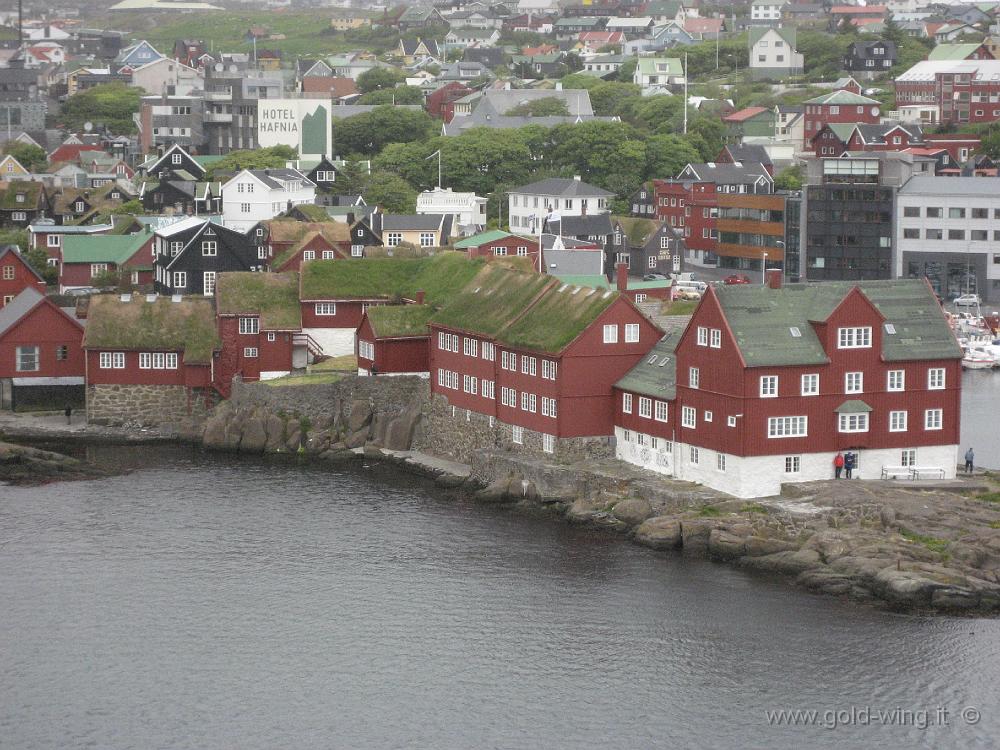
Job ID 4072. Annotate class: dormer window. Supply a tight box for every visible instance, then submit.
[838,326,872,349]
[15,193,25,203]
[75,201,85,212]
[171,153,182,165]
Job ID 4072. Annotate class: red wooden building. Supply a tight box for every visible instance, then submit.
[356,303,432,376]
[613,273,962,497]
[453,230,542,272]
[649,179,717,260]
[0,287,85,410]
[272,231,347,273]
[215,272,310,387]
[428,264,661,455]
[0,246,46,307]
[59,232,155,291]
[802,90,881,142]
[266,220,352,272]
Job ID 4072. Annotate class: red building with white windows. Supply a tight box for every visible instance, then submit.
[428,264,661,454]
[0,246,46,307]
[649,180,718,261]
[0,287,85,409]
[613,275,962,497]
[802,90,881,143]
[453,230,542,272]
[895,60,1000,125]
[356,304,432,376]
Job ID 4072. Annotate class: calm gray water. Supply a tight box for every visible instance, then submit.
[1,450,998,750]
[961,370,1000,469]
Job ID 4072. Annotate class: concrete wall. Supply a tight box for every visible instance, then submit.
[304,327,355,357]
[87,384,216,426]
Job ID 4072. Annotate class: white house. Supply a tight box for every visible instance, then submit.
[633,56,686,91]
[507,177,612,233]
[750,0,788,23]
[749,26,803,80]
[130,57,204,97]
[416,188,488,237]
[221,168,316,232]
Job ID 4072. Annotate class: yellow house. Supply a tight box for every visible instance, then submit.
[0,155,29,178]
[381,215,449,248]
[330,15,369,31]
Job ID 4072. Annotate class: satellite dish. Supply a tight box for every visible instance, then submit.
[84,121,93,132]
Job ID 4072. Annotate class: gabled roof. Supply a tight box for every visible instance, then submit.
[749,26,796,48]
[381,214,445,231]
[300,253,484,302]
[679,162,772,184]
[928,43,986,60]
[723,106,770,123]
[558,213,614,237]
[143,144,206,177]
[216,272,301,330]
[62,232,150,265]
[366,304,435,338]
[0,246,44,282]
[0,288,75,339]
[615,329,681,399]
[83,295,220,363]
[803,90,879,106]
[453,229,534,248]
[510,177,612,198]
[710,279,961,367]
[635,56,684,76]
[0,180,45,210]
[500,278,620,353]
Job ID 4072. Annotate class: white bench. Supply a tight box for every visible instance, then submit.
[881,466,911,480]
[910,466,946,480]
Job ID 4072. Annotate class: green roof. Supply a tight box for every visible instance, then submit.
[62,232,150,265]
[749,26,796,48]
[367,304,435,338]
[500,280,619,353]
[635,56,683,77]
[300,252,484,303]
[615,330,681,399]
[551,274,611,289]
[83,295,220,364]
[712,279,962,367]
[192,155,225,168]
[216,272,301,330]
[836,399,872,414]
[927,44,983,61]
[453,229,533,249]
[291,204,331,221]
[430,265,553,338]
[614,215,658,246]
[802,90,879,106]
[0,180,43,210]
[826,123,857,142]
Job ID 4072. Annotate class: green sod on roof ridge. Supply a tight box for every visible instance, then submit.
[429,264,553,337]
[216,272,301,330]
[83,295,220,364]
[367,304,435,338]
[500,281,619,353]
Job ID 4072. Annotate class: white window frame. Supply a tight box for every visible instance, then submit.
[838,413,869,433]
[889,410,907,432]
[624,323,639,343]
[603,324,618,344]
[696,326,708,346]
[239,317,259,334]
[203,271,216,296]
[315,302,336,316]
[767,416,807,438]
[15,345,39,372]
[928,368,945,390]
[845,371,863,394]
[542,434,555,454]
[924,408,943,430]
[512,425,524,445]
[172,271,186,289]
[244,347,258,358]
[801,373,819,396]
[654,401,668,422]
[709,329,721,348]
[622,392,632,413]
[887,369,904,392]
[638,397,652,418]
[201,240,217,256]
[689,367,699,388]
[681,406,696,428]
[837,326,872,349]
[784,456,801,474]
[760,375,778,398]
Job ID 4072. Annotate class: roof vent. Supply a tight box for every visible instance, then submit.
[659,357,668,366]
[884,322,897,334]
[558,284,568,292]
[601,290,613,298]
[647,354,658,364]
[171,294,182,303]
[789,326,801,337]
[571,286,581,295]
[120,293,132,302]
[146,294,157,302]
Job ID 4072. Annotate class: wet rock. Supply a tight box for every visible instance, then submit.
[744,535,798,557]
[201,414,228,450]
[931,587,980,610]
[477,477,514,503]
[285,427,302,452]
[306,429,331,455]
[797,569,855,595]
[435,474,466,489]
[612,497,654,526]
[348,399,373,433]
[566,495,607,522]
[239,415,267,453]
[680,519,715,553]
[743,548,823,576]
[383,408,421,451]
[874,569,940,607]
[344,427,368,449]
[708,529,747,560]
[263,414,286,452]
[363,445,385,459]
[634,516,682,550]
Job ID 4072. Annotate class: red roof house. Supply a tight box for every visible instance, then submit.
[0,247,47,307]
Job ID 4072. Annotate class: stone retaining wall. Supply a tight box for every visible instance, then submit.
[87,384,216,426]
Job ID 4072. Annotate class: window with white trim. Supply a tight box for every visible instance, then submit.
[463,337,478,357]
[542,434,555,454]
[624,323,639,343]
[541,359,557,379]
[901,449,916,467]
[924,408,943,430]
[887,369,904,392]
[15,346,38,372]
[521,392,536,412]
[482,341,495,361]
[386,232,402,247]
[760,375,777,398]
[603,324,618,343]
[322,250,335,259]
[99,352,126,369]
[838,326,872,349]
[202,240,217,256]
[768,416,807,438]
[697,326,708,346]
[704,410,713,422]
[681,406,696,428]
[801,373,818,396]
[239,317,259,334]
[464,374,478,395]
[419,232,435,247]
[267,333,276,342]
[889,410,907,432]
[303,250,315,261]
[47,235,61,248]
[1,265,13,281]
[838,413,869,433]
[203,271,216,296]
[482,379,495,399]
[689,446,699,464]
[243,347,258,358]
[541,396,557,418]
[170,241,183,256]
[315,303,336,316]
[784,456,800,473]
[622,392,632,413]
[717,453,726,472]
[512,425,524,444]
[689,367,699,388]
[501,387,517,407]
[90,263,108,278]
[709,329,721,348]
[638,397,652,418]
[654,401,668,422]
[928,368,945,389]
[845,371,863,394]
[359,340,375,360]
[351,245,364,257]
[172,271,186,288]
[521,356,536,376]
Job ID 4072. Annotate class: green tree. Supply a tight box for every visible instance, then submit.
[644,134,700,179]
[773,164,803,190]
[357,85,425,105]
[549,120,646,198]
[631,95,685,134]
[356,66,406,94]
[333,106,436,156]
[60,82,144,134]
[687,115,726,160]
[979,125,1000,159]
[22,247,56,285]
[0,228,29,253]
[505,97,570,117]
[2,142,46,171]
[108,199,144,215]
[586,81,643,118]
[361,170,418,213]
[205,146,297,178]
[617,58,638,83]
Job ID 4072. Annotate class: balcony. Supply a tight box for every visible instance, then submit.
[203,111,233,123]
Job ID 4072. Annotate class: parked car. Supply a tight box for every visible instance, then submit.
[643,273,668,281]
[675,289,702,301]
[954,293,981,307]
[723,274,751,285]
[64,287,102,297]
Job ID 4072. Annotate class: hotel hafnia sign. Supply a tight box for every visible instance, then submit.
[257,99,331,158]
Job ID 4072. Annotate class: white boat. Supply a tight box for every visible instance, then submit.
[962,346,997,370]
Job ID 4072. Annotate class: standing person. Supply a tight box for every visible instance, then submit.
[64,404,72,425]
[965,447,975,474]
[844,451,856,479]
[833,451,844,479]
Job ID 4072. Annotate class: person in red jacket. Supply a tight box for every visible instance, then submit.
[833,451,845,479]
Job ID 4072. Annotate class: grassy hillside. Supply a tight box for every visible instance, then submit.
[96,10,389,59]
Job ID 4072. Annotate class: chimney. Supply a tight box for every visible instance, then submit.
[766,269,783,290]
[616,262,628,292]
[415,290,425,304]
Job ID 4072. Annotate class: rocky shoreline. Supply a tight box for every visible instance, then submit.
[5,390,1000,616]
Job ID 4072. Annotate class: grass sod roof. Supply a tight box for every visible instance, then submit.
[713,279,962,368]
[300,253,485,303]
[266,219,351,244]
[289,203,331,222]
[83,295,220,364]
[499,281,620,354]
[366,304,435,338]
[61,232,149,264]
[272,231,329,270]
[613,215,658,246]
[216,272,301,330]
[0,180,43,209]
[429,264,554,338]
